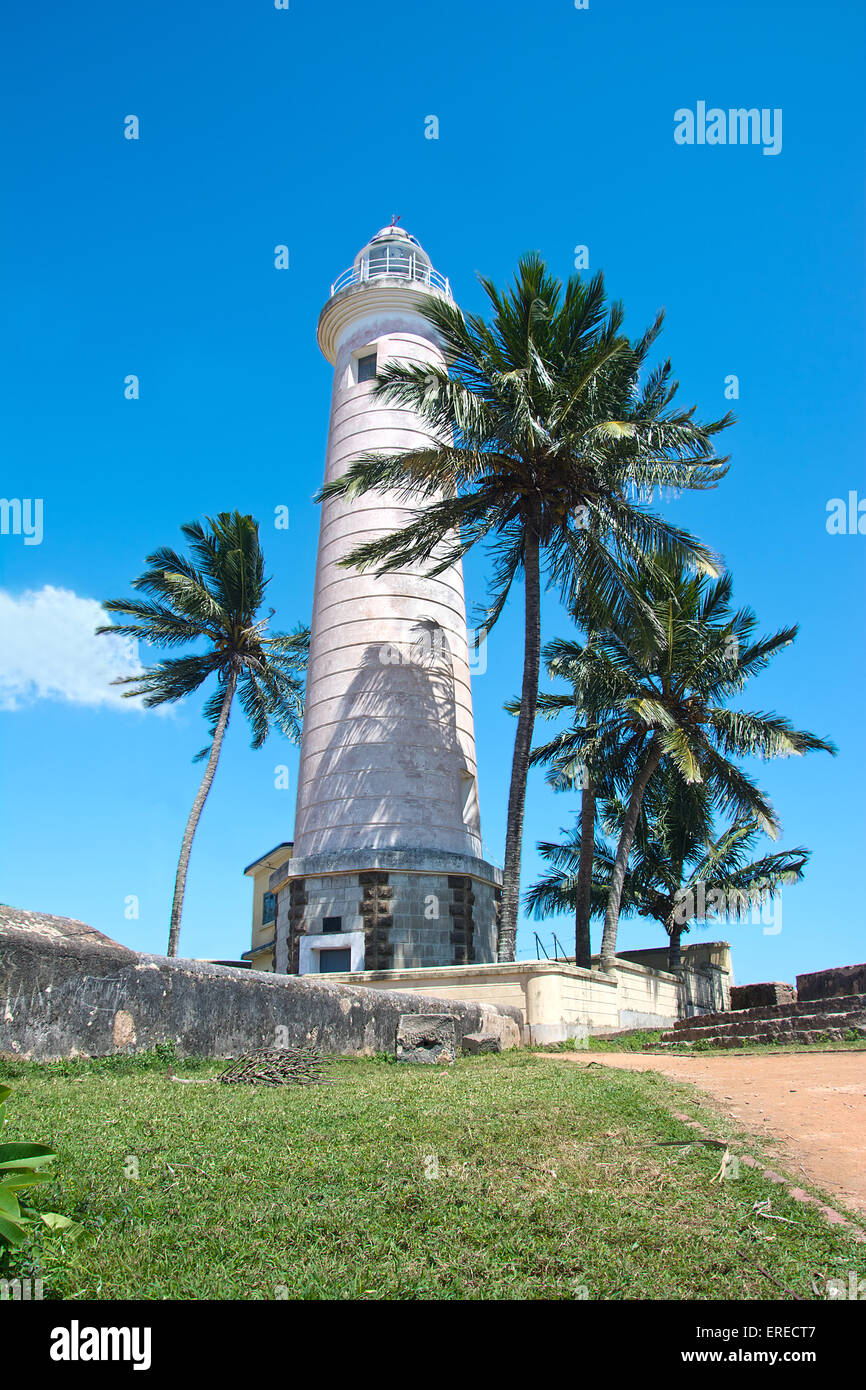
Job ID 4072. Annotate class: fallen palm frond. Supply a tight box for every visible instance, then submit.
[165,1045,331,1087]
[217,1046,330,1087]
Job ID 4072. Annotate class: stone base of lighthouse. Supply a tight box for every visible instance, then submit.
[271,849,502,976]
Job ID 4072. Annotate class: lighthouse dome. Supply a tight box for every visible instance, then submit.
[369,225,422,246]
[355,225,430,279]
[328,225,451,299]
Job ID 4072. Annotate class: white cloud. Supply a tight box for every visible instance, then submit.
[0,586,147,711]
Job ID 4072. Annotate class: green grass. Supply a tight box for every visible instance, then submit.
[1,1051,860,1300]
[588,1030,668,1052]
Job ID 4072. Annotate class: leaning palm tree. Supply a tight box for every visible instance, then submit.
[319,256,732,959]
[97,512,309,957]
[567,557,836,970]
[524,618,646,967]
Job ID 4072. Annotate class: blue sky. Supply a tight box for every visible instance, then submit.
[1,0,863,984]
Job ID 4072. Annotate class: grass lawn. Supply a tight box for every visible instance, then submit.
[0,1049,860,1300]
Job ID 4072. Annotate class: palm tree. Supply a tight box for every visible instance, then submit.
[521,626,638,966]
[318,256,732,959]
[97,512,309,958]
[525,827,613,960]
[563,557,837,971]
[647,813,810,975]
[527,775,810,972]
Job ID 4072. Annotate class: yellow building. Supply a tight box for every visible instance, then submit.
[241,842,292,972]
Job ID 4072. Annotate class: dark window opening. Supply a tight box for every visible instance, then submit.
[318,948,351,973]
[322,915,342,934]
[262,892,276,926]
[357,352,377,383]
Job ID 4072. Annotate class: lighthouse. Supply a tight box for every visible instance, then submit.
[273,225,501,977]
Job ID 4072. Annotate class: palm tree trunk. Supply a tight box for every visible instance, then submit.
[598,735,662,972]
[166,671,237,957]
[498,514,542,962]
[667,859,686,973]
[574,779,595,968]
[667,926,683,973]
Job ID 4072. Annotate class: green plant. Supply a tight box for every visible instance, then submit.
[0,1045,212,1082]
[0,1084,83,1248]
[588,1030,664,1052]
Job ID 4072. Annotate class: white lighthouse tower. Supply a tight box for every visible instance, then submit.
[274,225,501,977]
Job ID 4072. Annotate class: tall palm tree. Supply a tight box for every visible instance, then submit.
[561,557,836,971]
[97,512,309,958]
[318,256,732,959]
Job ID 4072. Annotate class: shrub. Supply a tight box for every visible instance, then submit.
[0,1084,83,1248]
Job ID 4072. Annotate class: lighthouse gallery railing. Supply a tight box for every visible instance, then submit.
[330,250,452,298]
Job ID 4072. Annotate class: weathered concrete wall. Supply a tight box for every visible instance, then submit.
[0,916,521,1061]
[614,943,732,1015]
[314,951,732,1044]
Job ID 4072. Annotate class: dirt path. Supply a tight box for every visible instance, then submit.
[547,1050,866,1218]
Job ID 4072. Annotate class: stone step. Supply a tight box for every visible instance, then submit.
[797,962,866,1002]
[660,1013,866,1045]
[671,991,866,1033]
[667,1008,866,1043]
[653,1023,866,1050]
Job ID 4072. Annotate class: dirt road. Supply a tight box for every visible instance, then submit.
[550,1050,866,1218]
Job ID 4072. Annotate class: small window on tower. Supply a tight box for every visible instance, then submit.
[357,352,377,383]
[322,915,342,934]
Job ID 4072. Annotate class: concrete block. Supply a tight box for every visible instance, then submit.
[530,1023,589,1048]
[395,1013,456,1065]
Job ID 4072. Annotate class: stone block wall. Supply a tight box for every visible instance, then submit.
[275,865,501,975]
[730,981,796,1011]
[797,962,866,1002]
[360,871,396,970]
